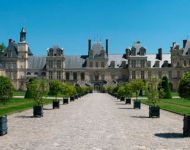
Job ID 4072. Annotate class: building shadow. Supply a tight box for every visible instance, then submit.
[155,133,184,139]
[131,115,149,118]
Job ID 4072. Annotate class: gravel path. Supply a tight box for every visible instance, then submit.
[0,93,190,150]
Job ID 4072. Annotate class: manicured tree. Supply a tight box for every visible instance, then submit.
[178,72,190,99]
[160,76,172,99]
[25,77,37,98]
[0,76,15,104]
[49,80,62,101]
[27,79,49,106]
[0,43,6,54]
[130,79,145,100]
[146,78,160,106]
[117,83,132,98]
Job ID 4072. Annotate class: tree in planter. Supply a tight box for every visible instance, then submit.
[178,72,190,99]
[146,78,160,118]
[130,79,145,101]
[27,79,49,117]
[25,77,37,99]
[49,80,62,108]
[160,76,172,99]
[0,76,14,135]
[118,83,133,103]
[0,76,15,104]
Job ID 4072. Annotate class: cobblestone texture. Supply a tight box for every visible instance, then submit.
[0,93,190,150]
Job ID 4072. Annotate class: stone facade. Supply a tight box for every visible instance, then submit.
[0,28,190,91]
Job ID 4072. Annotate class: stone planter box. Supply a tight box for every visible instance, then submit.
[133,100,141,109]
[149,106,160,118]
[33,106,43,117]
[0,115,7,136]
[63,98,69,104]
[183,115,190,137]
[120,97,125,101]
[125,98,131,104]
[53,101,60,109]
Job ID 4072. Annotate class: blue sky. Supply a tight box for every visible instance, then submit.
[0,0,190,55]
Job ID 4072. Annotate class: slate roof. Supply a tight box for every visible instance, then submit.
[65,56,85,69]
[183,40,190,55]
[28,56,46,69]
[147,53,171,68]
[108,54,127,68]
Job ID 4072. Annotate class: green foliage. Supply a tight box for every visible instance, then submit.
[146,78,160,106]
[105,85,113,93]
[117,83,132,98]
[112,86,119,94]
[60,83,77,97]
[27,79,49,106]
[178,72,190,99]
[25,78,37,98]
[0,43,6,54]
[160,76,172,99]
[0,76,15,103]
[130,79,145,100]
[49,80,62,99]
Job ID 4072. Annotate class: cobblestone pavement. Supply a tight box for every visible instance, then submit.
[0,93,190,150]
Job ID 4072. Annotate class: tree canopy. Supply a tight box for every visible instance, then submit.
[178,72,190,99]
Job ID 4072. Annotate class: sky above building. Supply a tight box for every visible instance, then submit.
[0,0,190,56]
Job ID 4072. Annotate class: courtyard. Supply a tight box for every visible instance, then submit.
[0,93,189,150]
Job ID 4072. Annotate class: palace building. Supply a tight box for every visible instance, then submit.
[0,28,189,91]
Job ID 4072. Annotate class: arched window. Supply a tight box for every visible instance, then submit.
[34,72,38,75]
[41,72,46,76]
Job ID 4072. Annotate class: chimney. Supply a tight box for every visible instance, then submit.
[88,39,91,51]
[183,40,187,48]
[158,48,162,60]
[106,39,108,55]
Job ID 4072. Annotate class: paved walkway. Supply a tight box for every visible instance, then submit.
[0,93,190,150]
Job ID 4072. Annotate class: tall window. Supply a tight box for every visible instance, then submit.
[132,71,136,79]
[73,72,77,80]
[141,71,144,79]
[101,62,105,67]
[140,60,145,68]
[131,60,136,68]
[96,62,99,68]
[177,71,180,79]
[49,60,53,68]
[57,71,61,80]
[148,71,151,79]
[49,71,53,79]
[66,72,70,80]
[57,60,61,69]
[169,71,172,79]
[101,75,105,80]
[90,62,93,67]
[81,72,85,81]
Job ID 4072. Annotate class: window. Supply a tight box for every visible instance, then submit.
[132,71,136,79]
[66,72,70,80]
[96,62,99,68]
[148,71,151,79]
[57,71,61,80]
[140,60,145,68]
[81,73,85,81]
[158,71,162,79]
[184,60,187,67]
[49,71,53,79]
[101,62,105,67]
[169,71,172,79]
[49,60,53,68]
[73,72,77,80]
[131,60,136,68]
[177,71,180,79]
[141,71,144,79]
[90,62,93,67]
[101,75,105,80]
[57,60,61,69]
[27,72,31,75]
[34,72,38,76]
[111,74,115,80]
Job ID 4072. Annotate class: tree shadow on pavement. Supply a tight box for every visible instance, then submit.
[43,108,53,110]
[155,133,184,138]
[118,107,133,109]
[15,115,33,119]
[131,115,149,118]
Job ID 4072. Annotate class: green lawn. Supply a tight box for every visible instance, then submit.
[0,98,52,116]
[141,98,190,116]
[171,92,179,97]
[13,91,26,96]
